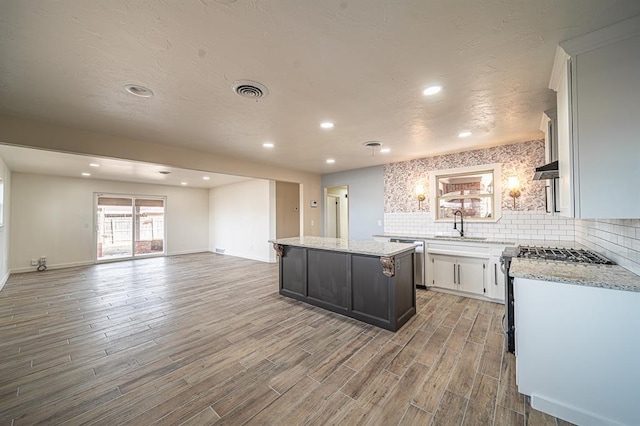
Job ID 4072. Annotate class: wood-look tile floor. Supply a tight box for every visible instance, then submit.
[0,253,571,425]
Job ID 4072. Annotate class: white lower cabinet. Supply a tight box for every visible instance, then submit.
[426,241,508,302]
[429,253,487,296]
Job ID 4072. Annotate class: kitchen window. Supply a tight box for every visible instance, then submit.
[430,163,502,221]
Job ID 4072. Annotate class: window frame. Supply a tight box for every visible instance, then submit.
[429,163,502,222]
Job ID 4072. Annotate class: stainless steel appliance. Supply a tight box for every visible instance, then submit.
[500,245,613,353]
[391,239,425,289]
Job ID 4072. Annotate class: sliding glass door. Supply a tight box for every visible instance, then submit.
[96,194,166,261]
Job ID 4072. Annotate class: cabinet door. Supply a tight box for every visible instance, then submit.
[430,254,457,290]
[457,256,486,296]
[556,56,575,218]
[489,259,505,302]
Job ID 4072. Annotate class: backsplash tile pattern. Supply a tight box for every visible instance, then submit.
[384,139,546,213]
[575,219,640,275]
[384,211,575,242]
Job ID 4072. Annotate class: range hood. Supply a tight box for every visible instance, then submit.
[532,160,559,180]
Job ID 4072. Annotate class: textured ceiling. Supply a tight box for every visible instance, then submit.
[1,0,639,176]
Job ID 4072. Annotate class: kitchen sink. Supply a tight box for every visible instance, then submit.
[433,235,487,241]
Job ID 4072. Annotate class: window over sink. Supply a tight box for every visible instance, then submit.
[430,163,502,222]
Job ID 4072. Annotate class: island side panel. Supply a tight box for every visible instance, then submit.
[280,245,306,298]
[307,248,349,311]
[351,255,391,326]
[393,251,417,329]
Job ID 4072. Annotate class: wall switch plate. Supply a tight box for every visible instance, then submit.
[311,220,314,226]
[31,259,38,266]
[377,220,382,226]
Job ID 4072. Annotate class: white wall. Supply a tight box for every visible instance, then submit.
[0,158,10,289]
[209,179,276,263]
[10,173,210,272]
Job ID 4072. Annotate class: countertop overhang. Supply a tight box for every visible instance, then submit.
[269,236,416,257]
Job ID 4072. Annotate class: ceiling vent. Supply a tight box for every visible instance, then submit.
[232,80,269,99]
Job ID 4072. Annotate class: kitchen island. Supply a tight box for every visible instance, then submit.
[270,236,416,331]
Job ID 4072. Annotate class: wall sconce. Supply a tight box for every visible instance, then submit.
[507,176,521,209]
[415,183,426,210]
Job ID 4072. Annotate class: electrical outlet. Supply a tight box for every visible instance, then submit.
[39,256,46,263]
[31,259,38,266]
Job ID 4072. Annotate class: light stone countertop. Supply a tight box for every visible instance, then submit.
[269,236,416,257]
[374,233,587,248]
[373,233,517,245]
[509,258,640,293]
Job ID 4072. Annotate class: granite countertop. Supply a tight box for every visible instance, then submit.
[373,233,517,245]
[509,258,640,293]
[270,236,416,257]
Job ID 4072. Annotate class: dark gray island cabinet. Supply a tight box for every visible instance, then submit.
[270,236,417,332]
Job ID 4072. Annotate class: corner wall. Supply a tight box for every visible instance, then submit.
[321,166,384,240]
[209,179,276,263]
[0,158,10,289]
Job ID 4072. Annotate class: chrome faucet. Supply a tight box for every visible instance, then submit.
[453,210,464,237]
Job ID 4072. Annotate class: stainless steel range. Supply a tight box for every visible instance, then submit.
[500,245,613,353]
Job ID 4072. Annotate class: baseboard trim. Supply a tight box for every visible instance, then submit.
[0,271,9,291]
[531,393,627,426]
[11,260,95,275]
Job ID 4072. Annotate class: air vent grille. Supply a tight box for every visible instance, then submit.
[232,80,269,99]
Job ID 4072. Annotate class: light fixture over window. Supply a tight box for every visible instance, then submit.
[508,176,521,209]
[416,183,426,210]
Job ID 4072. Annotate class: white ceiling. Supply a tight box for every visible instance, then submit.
[1,0,640,179]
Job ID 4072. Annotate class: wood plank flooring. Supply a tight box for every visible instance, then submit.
[0,253,570,425]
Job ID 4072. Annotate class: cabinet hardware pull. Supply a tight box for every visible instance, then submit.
[453,264,456,284]
[494,264,498,285]
[457,264,461,285]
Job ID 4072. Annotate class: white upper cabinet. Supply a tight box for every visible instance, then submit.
[549,15,640,219]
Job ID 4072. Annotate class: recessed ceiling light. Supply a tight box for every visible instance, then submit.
[326,158,335,164]
[320,122,334,129]
[422,85,442,96]
[380,148,391,153]
[458,131,473,138]
[89,163,100,168]
[125,84,154,98]
[181,182,187,186]
[202,176,210,181]
[81,172,91,177]
[262,142,274,148]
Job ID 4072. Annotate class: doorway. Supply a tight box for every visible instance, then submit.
[325,185,349,238]
[95,194,166,261]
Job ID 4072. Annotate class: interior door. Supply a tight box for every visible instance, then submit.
[325,195,339,238]
[96,194,165,261]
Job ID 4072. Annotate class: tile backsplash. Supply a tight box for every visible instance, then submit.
[575,219,640,275]
[384,211,575,242]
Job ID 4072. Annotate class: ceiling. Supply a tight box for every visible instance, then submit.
[1,0,640,179]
